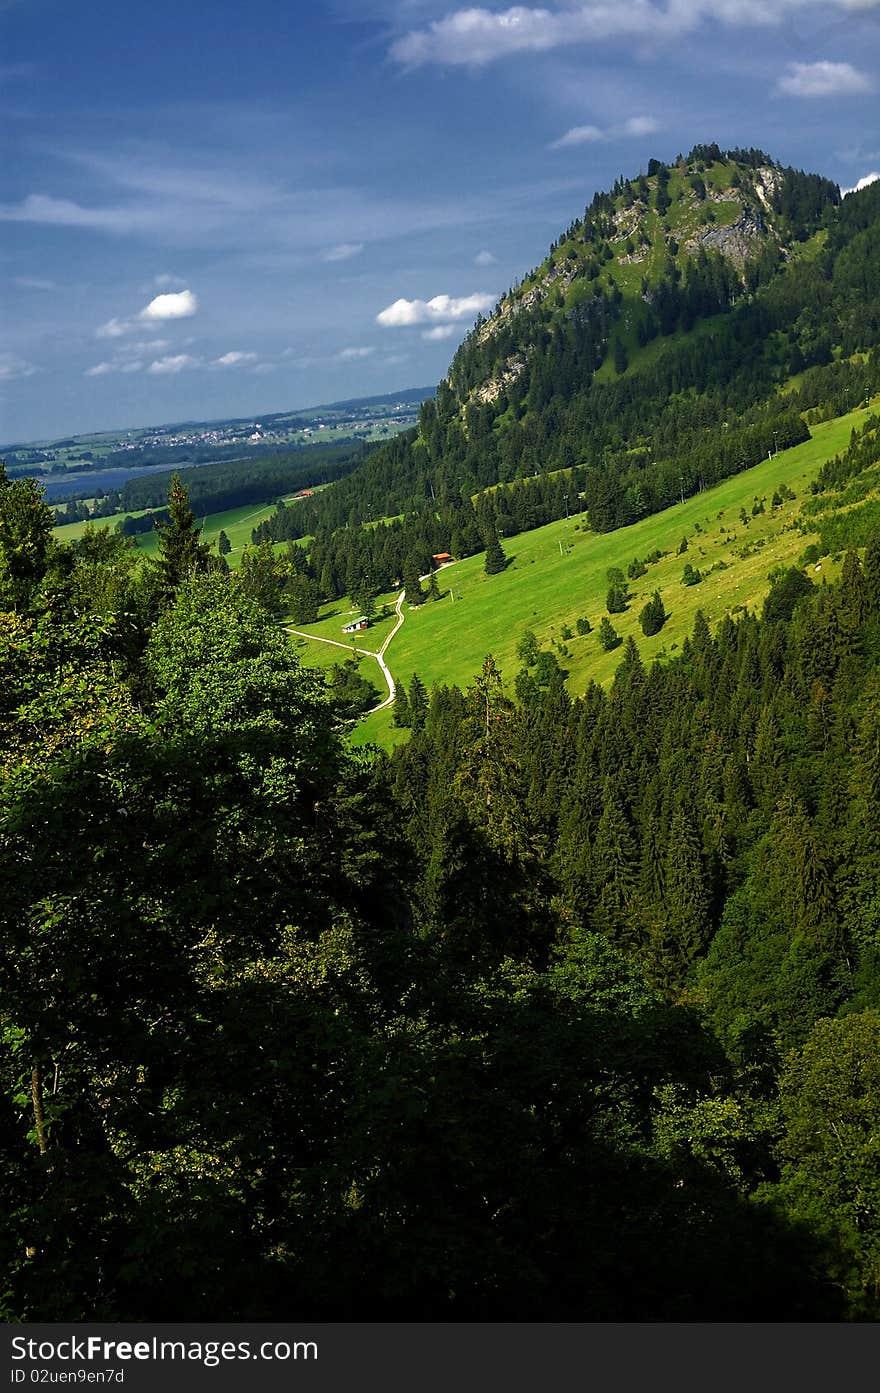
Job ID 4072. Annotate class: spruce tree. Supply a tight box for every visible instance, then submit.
[393,684,411,728]
[639,591,667,636]
[863,531,880,614]
[839,549,868,626]
[606,582,628,613]
[217,530,232,556]
[484,528,507,575]
[408,673,428,732]
[598,617,621,651]
[428,569,441,601]
[155,474,211,593]
[403,556,425,606]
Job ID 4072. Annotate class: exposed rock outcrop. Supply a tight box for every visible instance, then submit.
[691,207,768,267]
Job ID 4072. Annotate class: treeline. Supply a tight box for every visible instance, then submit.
[118,439,367,515]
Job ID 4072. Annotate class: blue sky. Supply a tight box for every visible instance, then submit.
[2,0,879,443]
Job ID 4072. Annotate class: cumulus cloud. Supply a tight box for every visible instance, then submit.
[842,170,880,196]
[551,114,659,148]
[337,346,376,359]
[475,249,498,265]
[139,288,198,321]
[778,60,872,96]
[390,2,880,68]
[214,351,258,366]
[422,324,459,341]
[321,242,364,262]
[147,353,200,375]
[377,291,496,327]
[0,352,37,381]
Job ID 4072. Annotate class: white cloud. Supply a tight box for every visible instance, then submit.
[0,353,37,381]
[0,193,143,232]
[85,361,114,377]
[147,353,200,375]
[252,363,277,375]
[337,345,376,359]
[96,317,130,339]
[778,60,872,97]
[153,272,186,288]
[13,276,56,291]
[623,115,660,136]
[551,124,605,149]
[422,324,459,340]
[390,2,880,68]
[214,350,258,366]
[321,242,364,262]
[377,290,496,327]
[139,288,198,321]
[842,171,880,196]
[551,114,659,149]
[475,249,497,265]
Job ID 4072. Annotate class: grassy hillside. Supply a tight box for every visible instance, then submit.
[53,498,301,571]
[310,402,874,747]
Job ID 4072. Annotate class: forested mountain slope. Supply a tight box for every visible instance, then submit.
[294,146,880,552]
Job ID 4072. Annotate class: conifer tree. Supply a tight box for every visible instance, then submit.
[639,591,667,636]
[484,528,507,576]
[598,617,621,651]
[155,474,211,593]
[393,684,411,728]
[863,531,880,614]
[403,556,425,606]
[217,530,232,556]
[606,581,628,613]
[592,784,639,942]
[408,673,428,732]
[428,569,441,601]
[659,803,710,980]
[839,549,868,626]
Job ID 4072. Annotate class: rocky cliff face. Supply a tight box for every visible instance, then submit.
[692,207,768,266]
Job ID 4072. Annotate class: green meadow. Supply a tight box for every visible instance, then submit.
[53,499,298,570]
[332,403,873,747]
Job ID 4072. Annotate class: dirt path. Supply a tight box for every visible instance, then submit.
[286,587,405,713]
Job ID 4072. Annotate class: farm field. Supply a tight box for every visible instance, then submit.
[330,402,873,747]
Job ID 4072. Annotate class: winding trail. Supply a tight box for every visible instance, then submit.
[287,561,456,720]
[287,587,406,715]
